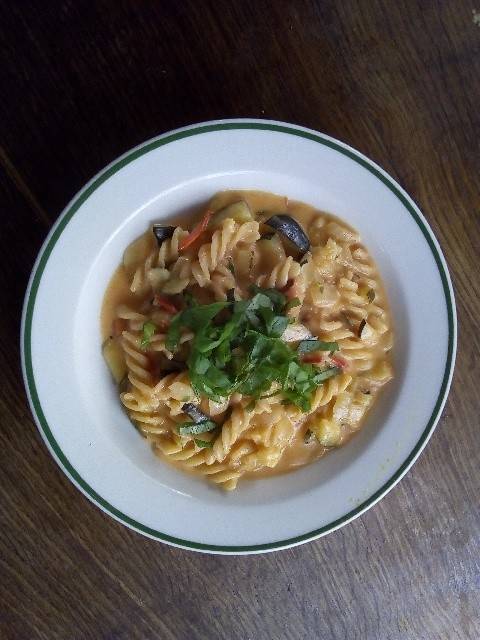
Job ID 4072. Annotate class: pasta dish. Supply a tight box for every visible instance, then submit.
[101,191,393,490]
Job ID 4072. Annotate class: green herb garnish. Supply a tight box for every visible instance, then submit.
[140,321,157,349]
[297,339,339,355]
[177,420,217,435]
[194,438,214,448]
[284,297,301,313]
[165,286,340,410]
[249,284,286,312]
[166,301,230,352]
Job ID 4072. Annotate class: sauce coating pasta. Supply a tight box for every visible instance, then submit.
[101,190,393,490]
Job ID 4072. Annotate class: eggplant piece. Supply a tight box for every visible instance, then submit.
[181,402,211,424]
[260,232,275,240]
[209,201,253,229]
[152,225,176,245]
[265,214,310,254]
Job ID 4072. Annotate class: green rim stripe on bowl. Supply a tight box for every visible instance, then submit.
[22,121,456,553]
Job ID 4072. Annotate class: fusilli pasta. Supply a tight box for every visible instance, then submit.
[191,219,260,286]
[102,190,393,491]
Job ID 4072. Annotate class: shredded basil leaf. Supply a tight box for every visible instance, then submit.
[284,297,301,312]
[194,438,214,448]
[297,339,339,355]
[249,285,286,312]
[166,301,230,351]
[312,366,341,383]
[140,321,157,349]
[165,286,340,409]
[177,420,217,435]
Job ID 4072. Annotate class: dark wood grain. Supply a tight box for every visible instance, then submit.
[1,1,479,638]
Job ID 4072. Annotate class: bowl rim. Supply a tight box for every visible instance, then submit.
[20,118,457,553]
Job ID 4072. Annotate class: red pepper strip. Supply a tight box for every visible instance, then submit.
[153,295,178,314]
[302,353,325,364]
[331,355,348,369]
[179,210,213,251]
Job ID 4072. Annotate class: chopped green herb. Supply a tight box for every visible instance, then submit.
[312,366,341,383]
[249,285,286,312]
[177,420,217,435]
[194,438,214,448]
[165,286,340,409]
[140,321,157,349]
[284,297,301,312]
[166,301,230,351]
[297,339,339,355]
[367,289,376,303]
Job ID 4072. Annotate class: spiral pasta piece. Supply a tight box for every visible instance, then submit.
[205,404,254,464]
[155,438,242,490]
[208,264,236,301]
[257,256,301,289]
[161,256,192,295]
[129,227,189,295]
[121,331,152,383]
[116,304,149,332]
[130,251,157,295]
[155,438,207,468]
[239,445,284,473]
[191,219,260,286]
[310,373,353,412]
[157,227,189,268]
[324,221,360,245]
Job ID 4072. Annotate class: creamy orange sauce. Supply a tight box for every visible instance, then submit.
[249,423,329,479]
[102,266,139,340]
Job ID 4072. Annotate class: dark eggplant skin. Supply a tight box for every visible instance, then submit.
[265,214,310,254]
[181,402,210,424]
[152,225,176,245]
[260,232,275,240]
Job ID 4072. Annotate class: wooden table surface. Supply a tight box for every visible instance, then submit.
[1,2,479,638]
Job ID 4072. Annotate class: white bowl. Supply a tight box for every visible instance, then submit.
[21,119,456,554]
